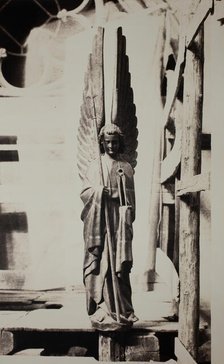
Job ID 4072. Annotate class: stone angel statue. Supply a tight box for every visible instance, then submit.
[77,27,138,331]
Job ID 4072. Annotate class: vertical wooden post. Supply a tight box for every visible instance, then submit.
[172,98,183,274]
[160,128,173,257]
[210,2,224,363]
[146,123,163,289]
[145,17,165,289]
[178,18,204,361]
[98,333,125,362]
[173,178,180,273]
[160,204,170,255]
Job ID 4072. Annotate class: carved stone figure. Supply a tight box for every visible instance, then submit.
[80,124,138,330]
[77,27,138,330]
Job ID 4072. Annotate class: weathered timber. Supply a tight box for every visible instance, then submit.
[160,205,170,255]
[145,122,162,288]
[186,0,213,49]
[210,4,224,363]
[175,338,197,364]
[145,47,164,287]
[1,307,180,333]
[173,178,180,273]
[176,172,210,196]
[0,315,207,358]
[0,356,96,363]
[178,20,204,362]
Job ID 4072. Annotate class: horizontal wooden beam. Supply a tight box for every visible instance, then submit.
[186,0,213,49]
[176,172,210,196]
[175,338,197,364]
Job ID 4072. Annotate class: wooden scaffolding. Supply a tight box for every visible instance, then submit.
[159,1,212,363]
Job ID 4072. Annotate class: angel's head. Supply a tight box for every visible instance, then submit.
[99,124,125,158]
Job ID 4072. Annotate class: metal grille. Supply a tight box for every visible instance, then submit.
[0,0,93,55]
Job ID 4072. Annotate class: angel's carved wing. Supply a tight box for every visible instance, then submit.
[111,27,138,170]
[77,27,105,181]
[77,26,138,181]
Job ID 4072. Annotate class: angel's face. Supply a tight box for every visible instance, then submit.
[102,134,120,158]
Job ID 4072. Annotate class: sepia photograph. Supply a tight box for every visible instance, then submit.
[0,0,221,363]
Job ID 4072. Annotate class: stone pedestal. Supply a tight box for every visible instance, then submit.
[99,331,160,361]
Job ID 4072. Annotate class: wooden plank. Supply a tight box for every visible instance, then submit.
[186,0,213,49]
[173,178,180,273]
[145,110,163,284]
[160,205,170,255]
[175,338,198,364]
[178,21,203,360]
[176,172,210,196]
[2,315,179,333]
[0,356,96,363]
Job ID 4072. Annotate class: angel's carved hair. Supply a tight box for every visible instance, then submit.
[99,124,125,154]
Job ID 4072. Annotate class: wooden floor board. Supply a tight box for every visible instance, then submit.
[0,289,208,334]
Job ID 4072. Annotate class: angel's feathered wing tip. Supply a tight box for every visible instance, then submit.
[111,27,138,170]
[77,27,105,181]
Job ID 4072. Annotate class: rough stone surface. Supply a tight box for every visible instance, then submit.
[125,333,160,361]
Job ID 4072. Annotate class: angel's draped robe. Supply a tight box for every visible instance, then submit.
[80,154,135,318]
